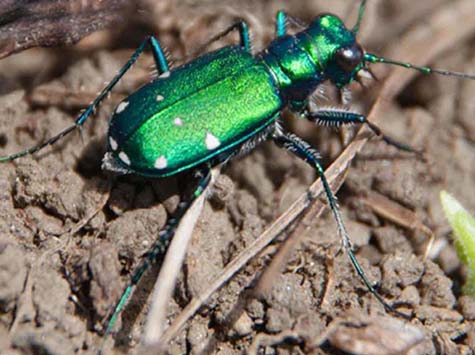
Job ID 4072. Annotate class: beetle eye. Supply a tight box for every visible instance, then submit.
[336,44,363,73]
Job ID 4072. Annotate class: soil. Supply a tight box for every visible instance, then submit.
[1,0,475,354]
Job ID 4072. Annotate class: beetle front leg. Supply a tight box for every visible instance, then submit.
[303,107,422,155]
[272,131,398,313]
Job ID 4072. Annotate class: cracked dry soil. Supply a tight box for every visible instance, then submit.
[0,0,475,354]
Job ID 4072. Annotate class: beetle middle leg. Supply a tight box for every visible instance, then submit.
[275,10,307,37]
[190,20,252,56]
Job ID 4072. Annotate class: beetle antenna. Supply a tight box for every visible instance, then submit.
[364,53,475,80]
[352,0,367,34]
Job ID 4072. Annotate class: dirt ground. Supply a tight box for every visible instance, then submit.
[1,0,475,354]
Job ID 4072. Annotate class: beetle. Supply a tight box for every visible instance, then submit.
[2,0,475,347]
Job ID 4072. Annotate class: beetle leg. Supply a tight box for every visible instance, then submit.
[303,107,423,156]
[0,36,170,163]
[272,131,400,314]
[275,10,307,37]
[103,165,211,339]
[148,36,170,74]
[190,20,252,57]
[276,11,287,37]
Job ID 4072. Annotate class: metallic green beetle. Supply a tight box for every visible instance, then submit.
[104,13,374,177]
[2,0,475,345]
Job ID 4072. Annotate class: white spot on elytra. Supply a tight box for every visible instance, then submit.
[174,117,183,126]
[118,151,131,165]
[116,101,129,114]
[205,132,220,150]
[109,137,118,151]
[159,71,170,78]
[154,155,168,169]
[156,94,164,102]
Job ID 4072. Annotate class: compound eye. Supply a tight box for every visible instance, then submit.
[336,44,363,73]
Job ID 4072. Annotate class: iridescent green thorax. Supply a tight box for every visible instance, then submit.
[261,36,321,103]
[305,15,357,69]
[262,14,364,95]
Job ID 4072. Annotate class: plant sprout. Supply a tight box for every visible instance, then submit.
[440,191,475,295]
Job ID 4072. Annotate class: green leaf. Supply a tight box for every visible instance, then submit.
[440,191,475,295]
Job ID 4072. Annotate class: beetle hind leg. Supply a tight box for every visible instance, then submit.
[0,36,170,163]
[101,165,211,344]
